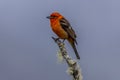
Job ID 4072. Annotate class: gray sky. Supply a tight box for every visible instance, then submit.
[0,0,120,80]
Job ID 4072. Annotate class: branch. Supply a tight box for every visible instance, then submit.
[52,37,83,80]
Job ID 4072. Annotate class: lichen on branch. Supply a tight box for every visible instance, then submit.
[52,37,83,80]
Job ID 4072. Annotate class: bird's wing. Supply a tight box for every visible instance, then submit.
[60,18,77,40]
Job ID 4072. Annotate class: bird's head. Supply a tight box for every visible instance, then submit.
[46,12,63,20]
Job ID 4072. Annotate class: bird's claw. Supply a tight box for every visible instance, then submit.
[52,37,60,42]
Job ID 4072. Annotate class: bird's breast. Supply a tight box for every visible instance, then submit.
[51,22,68,39]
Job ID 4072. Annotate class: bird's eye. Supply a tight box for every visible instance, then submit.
[52,15,57,18]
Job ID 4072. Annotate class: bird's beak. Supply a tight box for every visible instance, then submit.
[46,16,51,19]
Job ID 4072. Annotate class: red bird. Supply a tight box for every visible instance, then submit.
[47,12,80,59]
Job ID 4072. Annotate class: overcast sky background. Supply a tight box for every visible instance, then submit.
[0,0,120,80]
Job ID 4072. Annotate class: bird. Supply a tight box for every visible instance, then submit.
[46,12,80,59]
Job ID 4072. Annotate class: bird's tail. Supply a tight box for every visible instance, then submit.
[67,38,80,59]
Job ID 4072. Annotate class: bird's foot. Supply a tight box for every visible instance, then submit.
[62,39,65,43]
[52,37,60,42]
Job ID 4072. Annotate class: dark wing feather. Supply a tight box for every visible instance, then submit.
[60,18,77,44]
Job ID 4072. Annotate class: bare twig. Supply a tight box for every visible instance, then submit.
[52,37,83,80]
